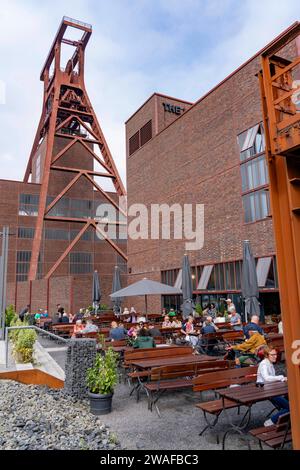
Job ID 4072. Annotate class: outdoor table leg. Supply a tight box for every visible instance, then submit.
[221,396,252,450]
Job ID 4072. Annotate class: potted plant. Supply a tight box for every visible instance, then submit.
[86,348,119,415]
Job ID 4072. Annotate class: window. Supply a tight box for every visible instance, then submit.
[140,120,152,146]
[44,228,69,240]
[174,269,182,289]
[242,190,270,223]
[70,229,92,241]
[70,252,93,274]
[128,120,153,156]
[18,227,35,238]
[117,255,127,274]
[16,251,42,281]
[129,131,140,156]
[238,123,270,222]
[19,194,39,216]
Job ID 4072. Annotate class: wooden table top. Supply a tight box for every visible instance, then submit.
[218,381,288,405]
[130,354,216,369]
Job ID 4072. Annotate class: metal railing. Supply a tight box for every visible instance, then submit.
[4,325,69,369]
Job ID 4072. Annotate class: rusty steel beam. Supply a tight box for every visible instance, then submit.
[84,173,126,217]
[79,139,113,174]
[51,138,78,165]
[92,222,128,261]
[45,222,91,279]
[50,165,116,178]
[44,172,82,214]
[259,27,300,449]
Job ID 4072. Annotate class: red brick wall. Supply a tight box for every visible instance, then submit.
[125,39,299,313]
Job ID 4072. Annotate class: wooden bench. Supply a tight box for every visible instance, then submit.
[193,366,258,443]
[249,413,291,449]
[51,324,74,338]
[222,330,245,343]
[124,346,193,391]
[145,360,233,416]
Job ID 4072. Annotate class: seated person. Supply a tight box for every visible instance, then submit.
[277,315,283,334]
[168,308,176,318]
[81,319,99,334]
[181,315,200,348]
[73,308,84,323]
[257,347,289,426]
[136,314,146,323]
[34,309,43,321]
[122,307,130,317]
[61,312,70,323]
[199,316,219,354]
[72,319,84,337]
[109,321,127,341]
[225,329,266,365]
[127,325,138,337]
[68,313,75,323]
[228,307,243,330]
[148,324,162,337]
[41,309,49,318]
[170,316,182,328]
[162,315,172,328]
[243,314,264,339]
[132,328,156,349]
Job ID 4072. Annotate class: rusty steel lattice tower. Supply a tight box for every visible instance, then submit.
[258,22,300,448]
[24,17,127,281]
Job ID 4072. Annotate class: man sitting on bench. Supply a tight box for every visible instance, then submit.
[225,328,266,366]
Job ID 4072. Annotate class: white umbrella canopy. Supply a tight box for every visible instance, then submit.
[110,278,182,320]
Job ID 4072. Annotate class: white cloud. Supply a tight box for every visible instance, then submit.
[0,0,299,185]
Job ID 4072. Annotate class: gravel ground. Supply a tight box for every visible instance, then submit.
[2,335,288,451]
[0,381,121,450]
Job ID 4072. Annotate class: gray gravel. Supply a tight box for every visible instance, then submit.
[0,380,121,450]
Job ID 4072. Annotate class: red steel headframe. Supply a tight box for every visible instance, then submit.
[25,17,127,281]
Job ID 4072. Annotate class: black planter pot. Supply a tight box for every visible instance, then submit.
[88,391,113,415]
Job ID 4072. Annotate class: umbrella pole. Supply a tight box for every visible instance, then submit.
[145,295,148,322]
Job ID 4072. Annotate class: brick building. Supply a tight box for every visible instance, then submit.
[125,28,300,317]
[1,18,127,315]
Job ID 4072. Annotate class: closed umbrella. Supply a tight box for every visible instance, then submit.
[112,266,122,316]
[110,278,182,322]
[241,240,260,322]
[181,253,194,319]
[92,270,101,315]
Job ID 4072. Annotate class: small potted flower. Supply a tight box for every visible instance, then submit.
[86,348,119,415]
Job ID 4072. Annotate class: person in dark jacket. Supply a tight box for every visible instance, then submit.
[148,324,162,338]
[109,321,127,341]
[243,314,264,339]
[19,305,30,322]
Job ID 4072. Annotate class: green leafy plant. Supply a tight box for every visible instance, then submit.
[97,333,106,348]
[86,348,119,395]
[12,328,37,363]
[100,303,109,311]
[195,303,203,316]
[5,305,17,327]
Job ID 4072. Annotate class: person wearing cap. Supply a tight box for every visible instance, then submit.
[226,298,235,311]
[168,308,177,317]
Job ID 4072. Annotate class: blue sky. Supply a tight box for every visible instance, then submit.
[0,0,299,186]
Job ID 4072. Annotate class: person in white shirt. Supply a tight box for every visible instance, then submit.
[257,347,289,426]
[277,315,283,334]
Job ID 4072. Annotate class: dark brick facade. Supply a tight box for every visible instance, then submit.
[125,41,299,313]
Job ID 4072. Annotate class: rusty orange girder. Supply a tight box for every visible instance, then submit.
[259,21,300,449]
[25,17,127,281]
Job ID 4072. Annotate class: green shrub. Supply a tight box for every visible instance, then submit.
[86,348,118,395]
[195,303,203,316]
[100,304,109,311]
[12,328,37,363]
[5,304,17,327]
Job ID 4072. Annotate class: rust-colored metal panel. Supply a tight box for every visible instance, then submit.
[259,22,300,449]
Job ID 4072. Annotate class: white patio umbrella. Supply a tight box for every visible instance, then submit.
[110,278,182,321]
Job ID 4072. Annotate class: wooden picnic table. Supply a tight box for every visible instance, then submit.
[130,353,216,369]
[217,381,288,449]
